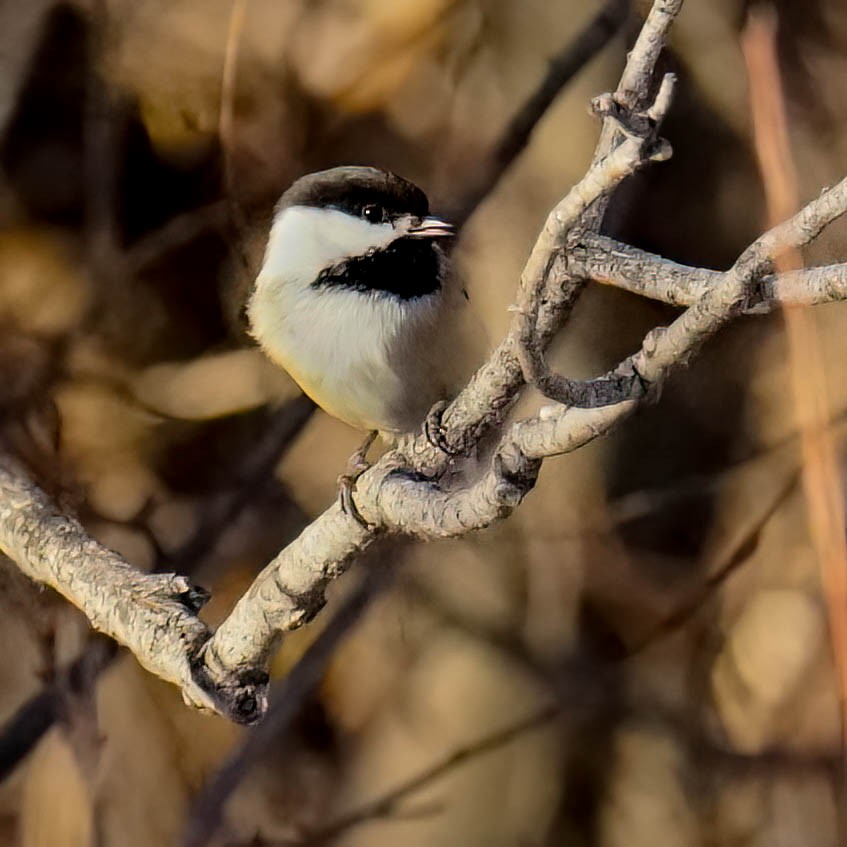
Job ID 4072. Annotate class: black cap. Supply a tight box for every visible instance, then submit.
[276,166,430,221]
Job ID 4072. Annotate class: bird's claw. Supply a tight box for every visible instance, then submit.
[424,401,459,456]
[338,471,372,529]
[337,430,378,529]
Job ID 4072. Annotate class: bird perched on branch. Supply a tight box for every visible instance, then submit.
[247,166,478,520]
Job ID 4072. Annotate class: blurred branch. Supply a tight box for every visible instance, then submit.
[125,201,229,273]
[627,469,799,654]
[742,5,847,779]
[0,635,116,784]
[162,396,315,573]
[0,681,59,784]
[275,702,838,847]
[84,0,121,277]
[452,0,630,228]
[291,704,559,847]
[278,560,840,847]
[220,0,252,271]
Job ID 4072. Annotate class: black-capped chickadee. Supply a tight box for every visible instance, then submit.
[248,166,475,445]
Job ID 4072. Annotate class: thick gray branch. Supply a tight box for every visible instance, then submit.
[13,0,846,728]
[572,233,721,305]
[199,64,684,677]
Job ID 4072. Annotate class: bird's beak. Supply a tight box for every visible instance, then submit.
[406,216,455,239]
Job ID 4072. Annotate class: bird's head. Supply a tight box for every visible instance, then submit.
[258,166,454,301]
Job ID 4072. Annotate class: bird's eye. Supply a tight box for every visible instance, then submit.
[362,204,385,223]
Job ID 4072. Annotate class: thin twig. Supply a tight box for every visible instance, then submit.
[163,396,315,573]
[294,705,559,846]
[627,470,800,654]
[0,635,117,784]
[220,0,251,269]
[125,202,229,273]
[84,0,121,279]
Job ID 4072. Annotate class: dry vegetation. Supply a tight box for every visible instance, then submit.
[2,0,847,845]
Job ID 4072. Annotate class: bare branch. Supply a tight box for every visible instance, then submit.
[0,636,118,784]
[572,232,847,311]
[200,1,691,683]
[515,73,676,408]
[507,175,847,463]
[441,0,686,449]
[205,177,743,672]
[0,457,265,724]
[571,232,720,305]
[616,0,684,109]
[219,0,251,267]
[294,705,559,846]
[125,202,228,274]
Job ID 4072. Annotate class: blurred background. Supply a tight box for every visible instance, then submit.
[2,0,847,844]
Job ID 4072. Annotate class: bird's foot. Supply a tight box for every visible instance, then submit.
[337,430,378,529]
[423,401,460,456]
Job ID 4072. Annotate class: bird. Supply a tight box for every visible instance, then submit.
[247,166,478,519]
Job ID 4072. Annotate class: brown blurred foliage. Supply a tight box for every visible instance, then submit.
[2,0,847,845]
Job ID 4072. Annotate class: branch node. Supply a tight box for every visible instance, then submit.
[493,447,540,508]
[590,72,676,148]
[181,583,211,613]
[589,91,618,119]
[612,359,651,400]
[189,644,270,726]
[647,137,673,163]
[646,72,677,122]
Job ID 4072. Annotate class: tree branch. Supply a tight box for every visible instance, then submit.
[571,231,847,311]
[0,457,266,724]
[8,0,847,727]
[507,175,847,461]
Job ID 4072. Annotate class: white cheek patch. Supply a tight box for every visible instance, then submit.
[261,206,398,288]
